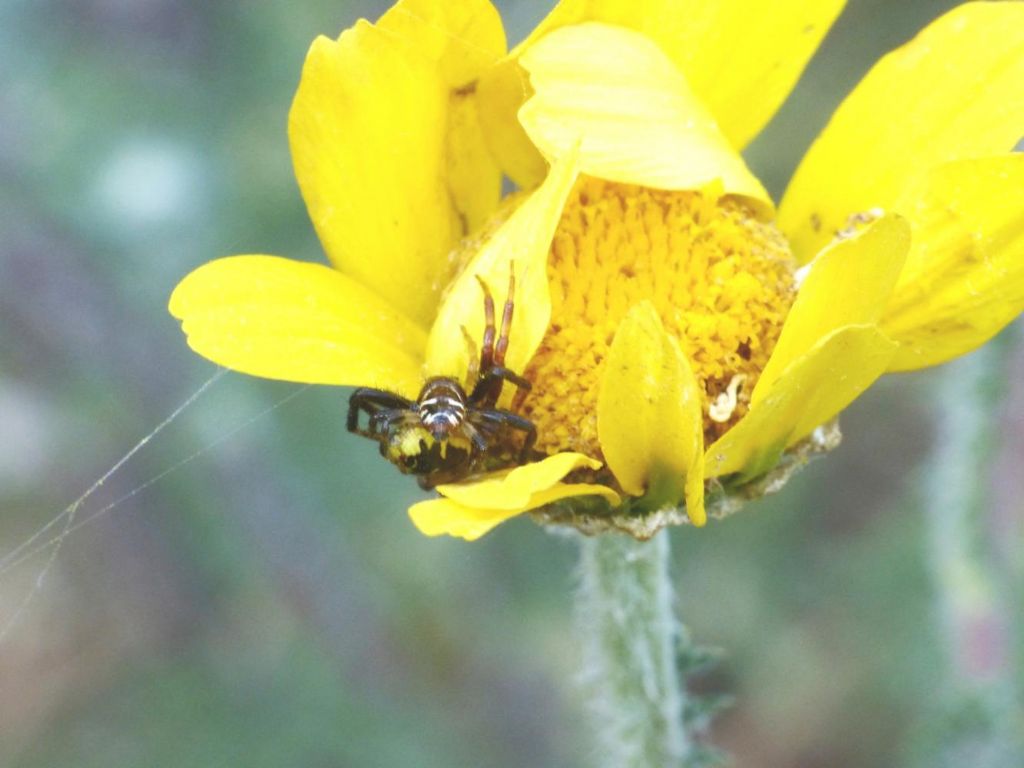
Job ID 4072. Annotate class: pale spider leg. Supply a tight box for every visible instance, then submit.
[460,420,489,453]
[495,266,515,367]
[460,325,479,388]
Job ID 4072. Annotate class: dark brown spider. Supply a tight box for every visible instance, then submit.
[347,270,536,489]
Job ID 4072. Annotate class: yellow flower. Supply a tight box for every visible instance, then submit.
[169,0,1024,541]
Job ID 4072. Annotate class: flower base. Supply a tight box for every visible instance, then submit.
[533,421,841,539]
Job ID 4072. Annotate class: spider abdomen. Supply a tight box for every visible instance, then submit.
[417,377,468,438]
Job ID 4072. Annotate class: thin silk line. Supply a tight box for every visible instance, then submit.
[0,373,308,644]
[0,3,511,643]
[0,382,311,580]
[0,369,227,643]
[0,369,226,573]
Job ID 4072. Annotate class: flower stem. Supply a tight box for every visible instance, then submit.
[574,530,692,768]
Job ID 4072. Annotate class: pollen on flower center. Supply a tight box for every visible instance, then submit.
[522,177,797,458]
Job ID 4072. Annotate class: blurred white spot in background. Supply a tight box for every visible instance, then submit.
[0,385,56,491]
[94,139,204,229]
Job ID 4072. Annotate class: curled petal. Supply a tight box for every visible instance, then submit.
[753,214,910,405]
[476,59,550,190]
[519,23,770,212]
[436,452,602,510]
[409,484,620,541]
[408,497,523,541]
[426,148,579,382]
[410,452,619,540]
[597,302,706,525]
[521,0,845,150]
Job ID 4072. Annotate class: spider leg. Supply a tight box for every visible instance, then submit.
[369,407,411,438]
[347,388,413,435]
[486,366,531,392]
[460,420,489,454]
[511,386,529,414]
[474,275,496,374]
[474,408,537,461]
[470,365,531,407]
[494,264,515,367]
[470,264,523,408]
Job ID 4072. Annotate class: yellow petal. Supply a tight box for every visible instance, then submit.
[168,255,426,398]
[378,0,506,233]
[518,23,770,211]
[288,24,458,325]
[752,214,910,405]
[476,59,550,190]
[882,155,1024,371]
[520,0,845,150]
[681,451,707,528]
[408,481,619,541]
[377,0,506,88]
[780,3,1024,261]
[446,89,503,235]
[478,0,843,190]
[707,325,897,481]
[436,451,602,510]
[408,497,521,540]
[597,302,706,526]
[426,148,579,381]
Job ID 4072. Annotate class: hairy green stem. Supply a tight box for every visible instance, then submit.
[575,531,690,768]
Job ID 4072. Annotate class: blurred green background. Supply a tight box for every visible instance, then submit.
[1,1,1021,766]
